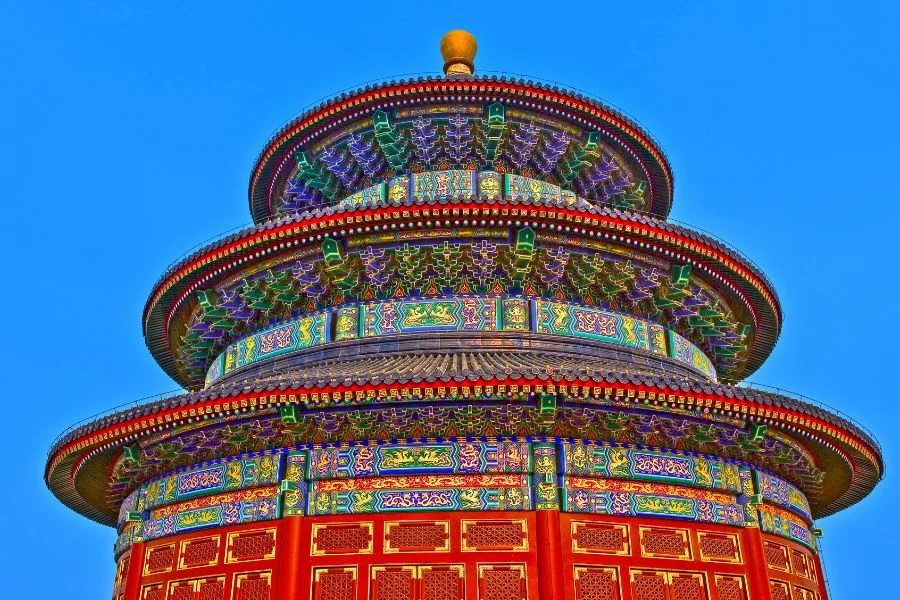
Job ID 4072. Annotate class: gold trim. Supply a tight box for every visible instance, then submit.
[384,520,450,553]
[697,530,742,564]
[461,519,528,552]
[311,522,374,556]
[476,564,526,600]
[574,566,621,599]
[714,575,747,596]
[630,569,706,586]
[177,535,220,569]
[225,528,277,564]
[570,521,629,555]
[418,565,465,597]
[790,582,818,600]
[313,566,358,585]
[770,579,791,598]
[232,571,272,597]
[638,526,692,560]
[764,541,792,573]
[142,543,175,576]
[139,584,163,600]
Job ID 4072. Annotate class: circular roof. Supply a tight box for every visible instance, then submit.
[247,76,675,223]
[45,359,882,526]
[142,198,781,390]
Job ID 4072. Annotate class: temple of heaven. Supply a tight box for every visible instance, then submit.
[46,31,883,600]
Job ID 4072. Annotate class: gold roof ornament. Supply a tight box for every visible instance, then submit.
[440,30,477,77]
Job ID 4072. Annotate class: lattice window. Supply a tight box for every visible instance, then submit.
[420,566,464,600]
[669,573,706,600]
[574,566,619,600]
[640,528,690,559]
[477,565,526,600]
[141,585,163,600]
[765,542,791,572]
[144,545,175,575]
[698,532,739,563]
[385,521,450,552]
[234,572,272,600]
[114,554,130,588]
[572,523,628,555]
[314,567,357,600]
[198,578,225,600]
[168,581,196,600]
[791,585,817,600]
[462,520,527,551]
[791,549,810,579]
[770,580,791,600]
[714,575,747,600]
[312,523,373,555]
[227,530,277,562]
[632,571,667,600]
[372,567,415,600]
[181,537,220,568]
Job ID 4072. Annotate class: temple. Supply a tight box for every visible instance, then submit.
[46,31,883,600]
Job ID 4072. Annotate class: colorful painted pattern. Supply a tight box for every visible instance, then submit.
[412,169,476,198]
[561,476,744,526]
[322,170,613,212]
[477,170,502,199]
[142,487,280,540]
[669,330,716,380]
[203,297,716,385]
[282,451,308,517]
[387,174,411,202]
[558,444,742,494]
[140,453,282,513]
[738,466,760,527]
[111,440,816,557]
[500,297,530,331]
[118,487,139,529]
[308,474,531,515]
[362,297,497,336]
[334,305,361,341]
[755,470,813,522]
[339,183,385,209]
[535,300,651,352]
[306,441,530,480]
[206,313,327,385]
[531,443,560,510]
[758,503,815,549]
[505,173,562,202]
[114,521,143,557]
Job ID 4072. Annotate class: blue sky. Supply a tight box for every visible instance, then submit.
[1,1,897,596]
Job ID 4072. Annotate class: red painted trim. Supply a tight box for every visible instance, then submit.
[147,202,774,335]
[122,542,145,600]
[761,533,825,598]
[274,516,303,600]
[536,510,565,600]
[117,510,831,600]
[744,527,774,600]
[248,80,672,209]
[53,378,870,483]
[811,550,830,599]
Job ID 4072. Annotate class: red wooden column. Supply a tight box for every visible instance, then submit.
[811,551,830,600]
[275,516,305,600]
[122,542,145,600]
[535,510,565,600]
[743,527,774,600]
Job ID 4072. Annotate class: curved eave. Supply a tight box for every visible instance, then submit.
[143,199,782,389]
[46,364,881,525]
[246,76,674,223]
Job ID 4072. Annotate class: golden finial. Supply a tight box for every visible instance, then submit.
[440,30,477,77]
